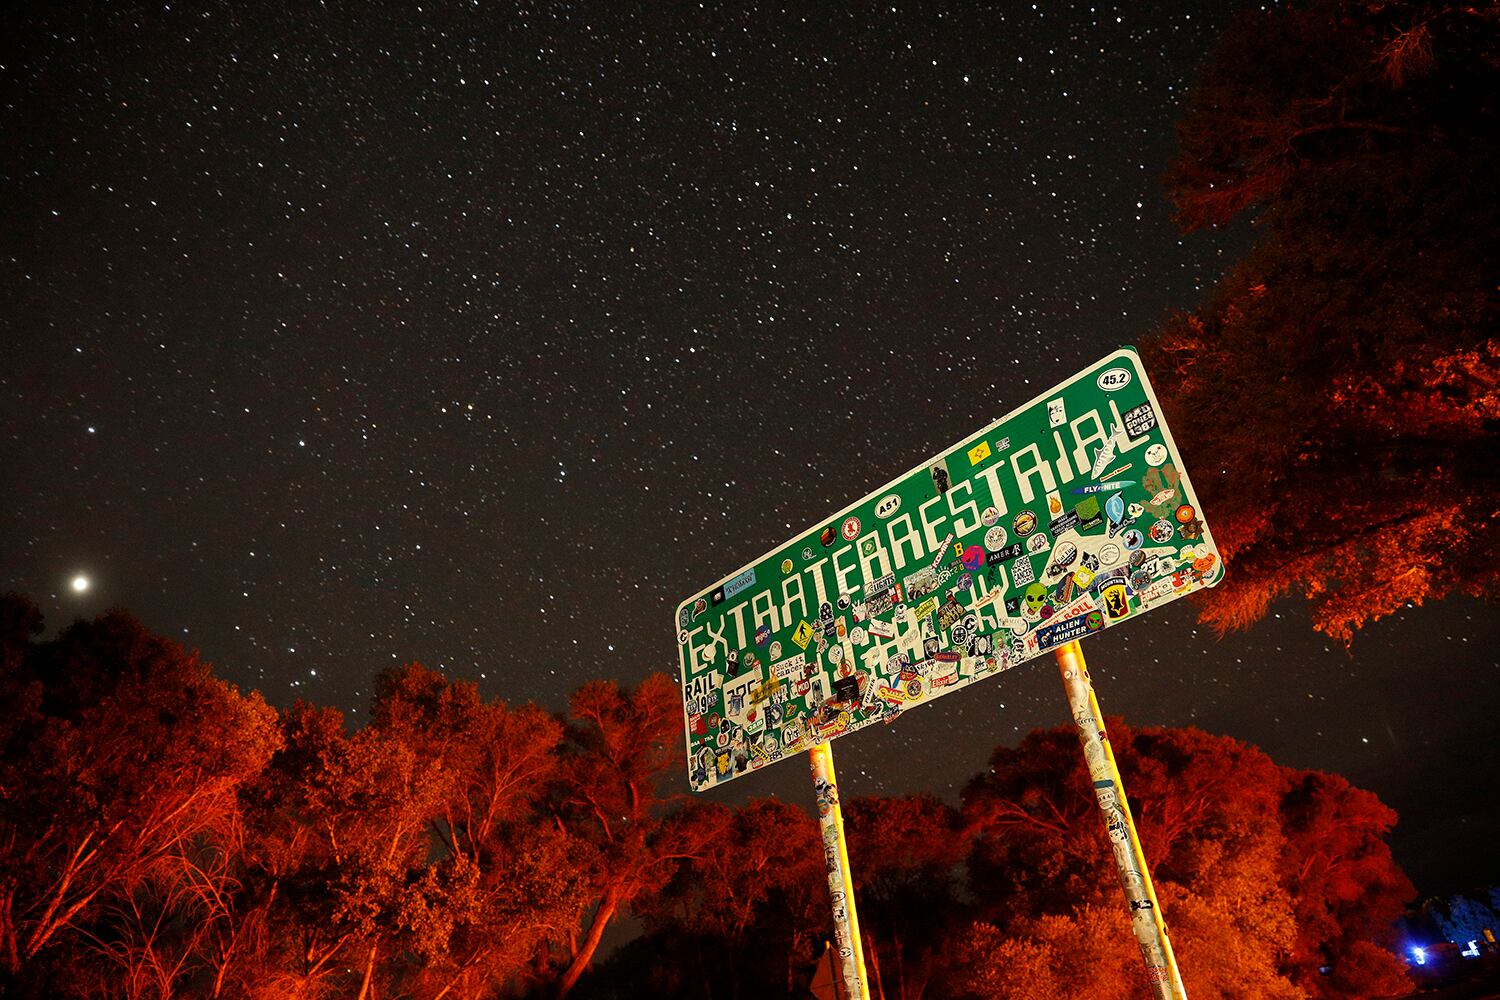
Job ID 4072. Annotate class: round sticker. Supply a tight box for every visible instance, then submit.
[1201,558,1225,586]
[1085,610,1105,631]
[1027,532,1050,554]
[1150,519,1176,544]
[1099,543,1122,566]
[770,641,782,659]
[781,558,794,574]
[820,526,837,547]
[1123,528,1144,550]
[875,494,901,518]
[1145,443,1169,467]
[981,505,1000,527]
[960,545,985,570]
[1014,510,1038,536]
[984,525,1008,551]
[678,629,689,644]
[1096,367,1132,392]
[754,624,771,647]
[1175,504,1196,524]
[828,645,844,665]
[851,626,867,645]
[841,516,862,541]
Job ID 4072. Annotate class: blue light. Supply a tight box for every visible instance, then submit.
[1411,946,1426,965]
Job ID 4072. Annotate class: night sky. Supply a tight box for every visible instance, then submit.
[4,2,1497,898]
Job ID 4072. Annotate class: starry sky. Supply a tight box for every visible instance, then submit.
[3,2,1497,898]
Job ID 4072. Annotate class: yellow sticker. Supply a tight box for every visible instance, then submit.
[915,597,938,620]
[791,620,814,649]
[1073,566,1096,588]
[751,678,781,704]
[967,440,992,465]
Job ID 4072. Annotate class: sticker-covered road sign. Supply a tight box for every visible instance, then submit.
[675,348,1221,790]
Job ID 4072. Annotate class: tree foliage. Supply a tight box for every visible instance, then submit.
[950,721,1411,1000]
[1143,0,1500,639]
[0,597,1416,998]
[0,594,279,996]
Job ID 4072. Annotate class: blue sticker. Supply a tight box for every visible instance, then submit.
[1106,492,1125,526]
[1035,613,1096,650]
[724,568,757,599]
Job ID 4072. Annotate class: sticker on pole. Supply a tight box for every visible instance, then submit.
[675,348,1222,791]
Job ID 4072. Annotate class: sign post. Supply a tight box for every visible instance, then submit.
[808,741,871,1000]
[1055,639,1186,1000]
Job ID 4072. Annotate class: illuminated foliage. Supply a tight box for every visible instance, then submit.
[1144,1,1500,639]
[550,674,701,998]
[626,799,825,1000]
[0,595,279,995]
[952,721,1412,1000]
[0,600,1419,998]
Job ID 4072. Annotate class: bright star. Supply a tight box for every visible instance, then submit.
[71,574,90,593]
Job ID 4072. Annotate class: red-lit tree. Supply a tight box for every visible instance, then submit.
[550,673,706,998]
[951,722,1410,999]
[1143,0,1500,640]
[367,662,586,999]
[1278,770,1414,999]
[0,596,278,996]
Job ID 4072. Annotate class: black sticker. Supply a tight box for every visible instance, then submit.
[1049,511,1081,535]
[1122,403,1157,439]
[987,543,1024,565]
[833,675,861,703]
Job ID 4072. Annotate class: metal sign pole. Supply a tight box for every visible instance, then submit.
[808,741,871,1000]
[1053,640,1187,1000]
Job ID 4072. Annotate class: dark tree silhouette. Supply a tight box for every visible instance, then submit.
[629,799,826,1000]
[842,794,970,1000]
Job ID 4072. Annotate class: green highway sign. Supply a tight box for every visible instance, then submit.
[675,348,1222,791]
